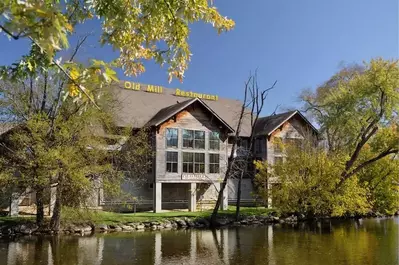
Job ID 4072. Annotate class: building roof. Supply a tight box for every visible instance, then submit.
[254,110,318,136]
[111,82,318,137]
[146,98,234,132]
[111,82,252,136]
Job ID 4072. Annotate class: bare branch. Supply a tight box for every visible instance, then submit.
[0,25,19,40]
[68,35,89,62]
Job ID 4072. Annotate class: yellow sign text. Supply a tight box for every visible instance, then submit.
[175,89,218,101]
[124,81,163,94]
[123,81,218,101]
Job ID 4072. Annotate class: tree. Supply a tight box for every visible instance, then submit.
[0,0,234,102]
[254,58,399,218]
[254,138,370,217]
[0,53,152,228]
[301,58,399,190]
[0,92,114,227]
[234,73,275,220]
[210,78,248,225]
[358,155,399,215]
[210,72,275,224]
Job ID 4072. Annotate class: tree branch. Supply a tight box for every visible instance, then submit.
[40,71,48,111]
[336,148,398,189]
[0,25,19,40]
[341,89,386,178]
[68,35,89,62]
[0,23,99,108]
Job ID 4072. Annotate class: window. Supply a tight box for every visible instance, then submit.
[274,156,284,165]
[209,154,220,173]
[183,152,194,173]
[166,151,178,173]
[183,129,205,149]
[194,131,205,149]
[166,128,178,148]
[209,132,220,150]
[183,152,205,173]
[194,153,205,173]
[183,129,194,148]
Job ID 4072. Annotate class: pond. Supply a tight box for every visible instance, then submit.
[0,217,398,265]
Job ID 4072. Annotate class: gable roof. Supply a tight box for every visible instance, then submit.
[111,82,252,136]
[146,98,196,127]
[110,82,318,138]
[146,98,234,132]
[254,110,318,136]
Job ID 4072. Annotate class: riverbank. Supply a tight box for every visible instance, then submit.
[2,207,397,237]
[0,207,281,237]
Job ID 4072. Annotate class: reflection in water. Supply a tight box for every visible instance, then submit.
[0,218,398,265]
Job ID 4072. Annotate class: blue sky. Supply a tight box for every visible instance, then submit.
[0,0,398,115]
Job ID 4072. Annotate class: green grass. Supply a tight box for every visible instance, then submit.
[0,207,277,226]
[60,206,276,225]
[0,216,36,226]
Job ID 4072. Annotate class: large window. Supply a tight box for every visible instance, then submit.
[209,132,220,150]
[166,128,178,148]
[183,152,205,173]
[209,154,220,173]
[166,151,178,173]
[183,129,205,149]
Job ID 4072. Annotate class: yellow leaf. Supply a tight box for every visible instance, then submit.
[65,23,73,32]
[68,83,79,97]
[70,68,79,80]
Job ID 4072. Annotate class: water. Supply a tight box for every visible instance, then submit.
[0,217,398,265]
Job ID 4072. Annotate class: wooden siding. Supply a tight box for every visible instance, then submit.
[155,105,228,183]
[266,116,307,164]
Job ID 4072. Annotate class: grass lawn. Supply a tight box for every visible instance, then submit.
[0,206,276,226]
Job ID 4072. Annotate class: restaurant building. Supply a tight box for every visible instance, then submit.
[101,81,318,213]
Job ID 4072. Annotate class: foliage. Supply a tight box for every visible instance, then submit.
[261,58,399,217]
[0,89,119,214]
[0,0,234,102]
[0,63,152,226]
[301,59,398,183]
[358,157,399,215]
[254,140,370,217]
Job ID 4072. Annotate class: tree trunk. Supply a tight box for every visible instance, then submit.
[36,189,44,227]
[211,157,234,225]
[50,183,62,231]
[235,174,243,221]
[265,174,269,208]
